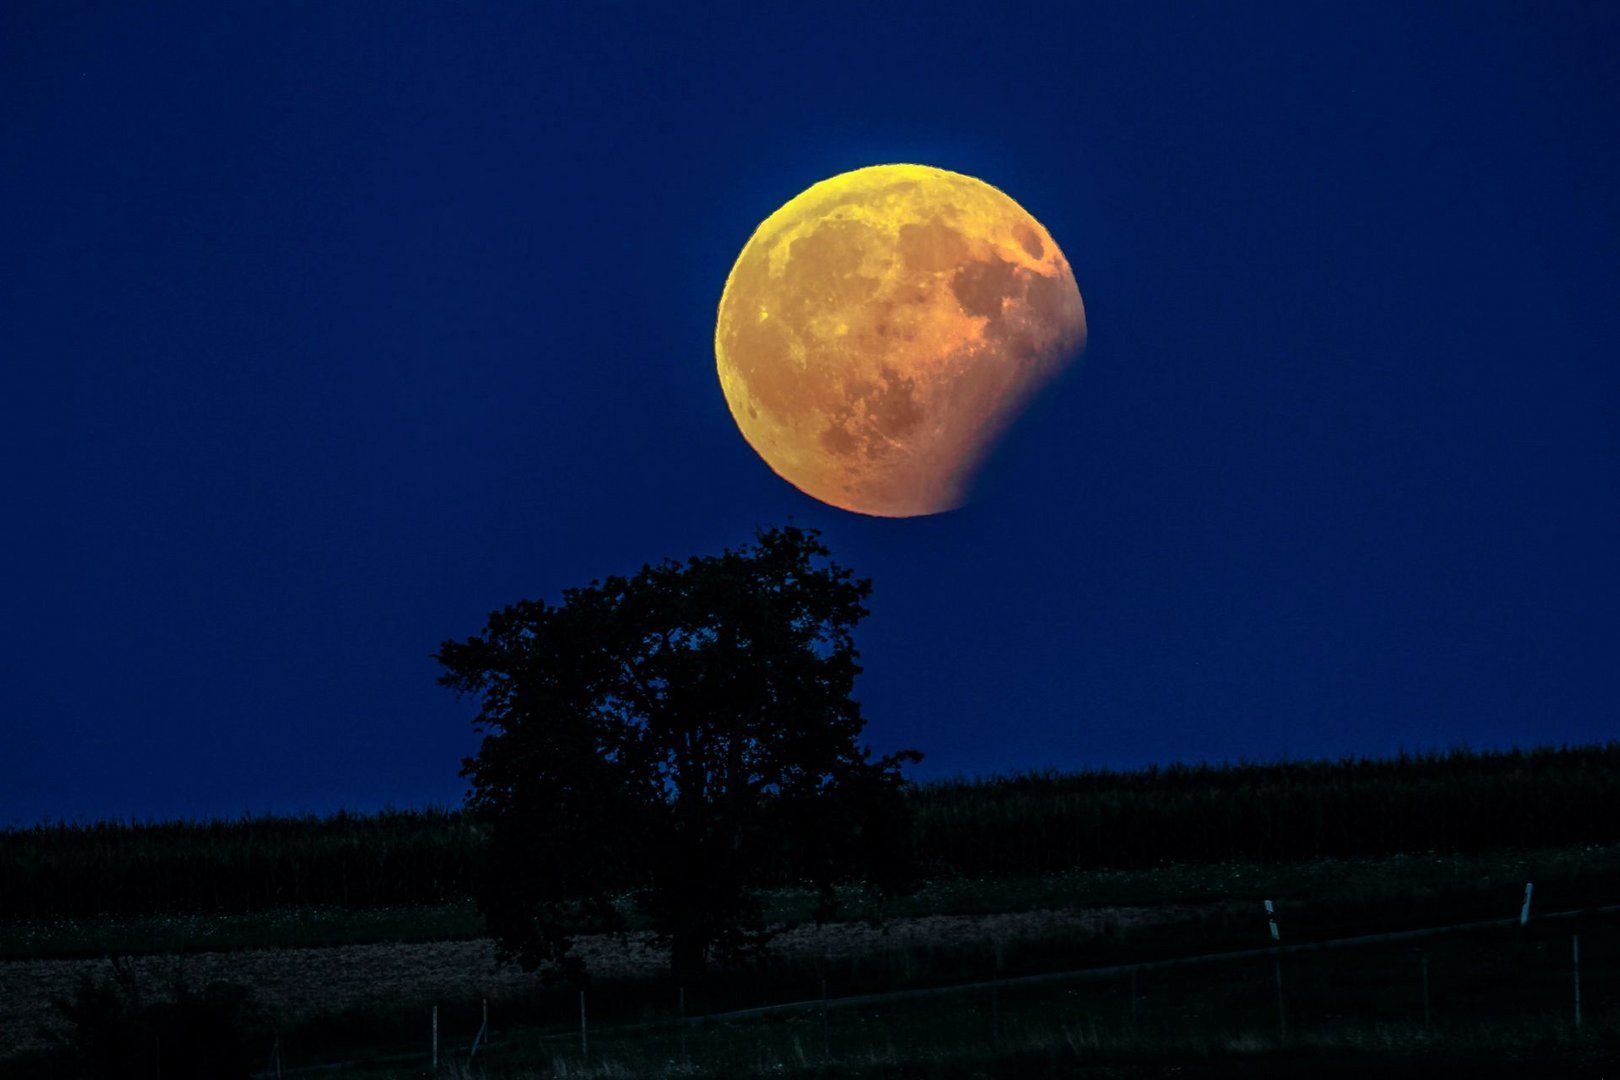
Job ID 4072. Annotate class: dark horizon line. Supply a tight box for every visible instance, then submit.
[8,737,1616,834]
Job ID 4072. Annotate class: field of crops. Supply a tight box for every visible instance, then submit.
[4,742,1618,921]
[908,741,1620,875]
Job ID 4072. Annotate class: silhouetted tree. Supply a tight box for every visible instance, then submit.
[436,525,923,986]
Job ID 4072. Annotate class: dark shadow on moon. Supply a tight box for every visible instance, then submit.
[959,341,1089,511]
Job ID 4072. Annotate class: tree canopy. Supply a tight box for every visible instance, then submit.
[436,525,923,985]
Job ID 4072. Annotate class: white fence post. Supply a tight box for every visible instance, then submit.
[470,997,488,1060]
[1265,899,1279,941]
[1520,882,1534,925]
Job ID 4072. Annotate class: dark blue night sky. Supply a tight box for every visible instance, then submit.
[3,4,1617,826]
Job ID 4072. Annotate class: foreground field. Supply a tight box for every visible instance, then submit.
[7,744,1620,1074]
[6,846,1618,1074]
[0,902,1219,1059]
[274,914,1620,1078]
[10,910,1612,1078]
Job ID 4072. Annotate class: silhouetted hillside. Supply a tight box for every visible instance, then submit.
[4,743,1618,920]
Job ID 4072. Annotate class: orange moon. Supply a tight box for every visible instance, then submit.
[715,163,1086,517]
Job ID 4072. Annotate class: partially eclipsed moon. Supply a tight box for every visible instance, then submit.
[715,163,1086,517]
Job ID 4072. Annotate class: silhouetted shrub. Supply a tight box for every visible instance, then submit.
[47,959,255,1079]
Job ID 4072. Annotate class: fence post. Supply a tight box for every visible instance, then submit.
[1573,934,1583,1031]
[431,1005,438,1069]
[1265,899,1279,942]
[1420,953,1430,1029]
[580,989,588,1063]
[679,984,688,1065]
[271,1030,283,1080]
[470,997,488,1061]
[991,938,1003,1049]
[820,951,829,1063]
[1273,960,1286,1044]
[1128,967,1138,1031]
[1520,882,1534,926]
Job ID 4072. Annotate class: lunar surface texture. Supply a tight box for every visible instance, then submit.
[715,164,1086,517]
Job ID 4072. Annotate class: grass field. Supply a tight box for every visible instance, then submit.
[6,851,1618,1074]
[12,912,1611,1078]
[6,743,1620,1076]
[6,841,1619,963]
[406,915,1620,1080]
